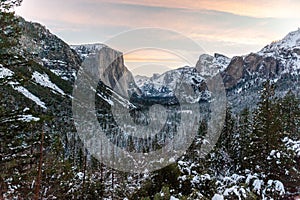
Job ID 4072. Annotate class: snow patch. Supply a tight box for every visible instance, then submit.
[17,115,40,122]
[0,65,14,79]
[212,194,224,200]
[32,71,65,95]
[9,82,47,109]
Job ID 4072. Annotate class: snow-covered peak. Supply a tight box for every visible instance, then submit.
[71,43,107,59]
[136,66,208,102]
[196,53,230,76]
[281,28,300,48]
[71,43,106,51]
[260,28,300,53]
[135,75,150,88]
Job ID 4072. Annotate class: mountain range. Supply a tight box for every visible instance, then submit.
[136,29,300,111]
[1,17,300,199]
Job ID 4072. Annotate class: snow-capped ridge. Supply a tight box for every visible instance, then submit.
[260,28,300,53]
[71,43,107,59]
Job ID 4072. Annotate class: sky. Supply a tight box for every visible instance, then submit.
[15,0,300,76]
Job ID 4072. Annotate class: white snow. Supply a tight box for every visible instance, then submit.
[212,194,224,200]
[9,82,47,109]
[106,87,136,108]
[284,137,300,157]
[32,71,65,95]
[267,180,285,195]
[76,172,84,180]
[134,75,150,88]
[252,179,263,194]
[97,92,114,106]
[136,66,206,102]
[23,107,30,112]
[0,65,14,79]
[90,86,114,106]
[278,28,300,49]
[17,115,40,122]
[223,186,241,198]
[261,28,300,52]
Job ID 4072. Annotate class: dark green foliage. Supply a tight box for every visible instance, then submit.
[132,164,181,199]
[278,90,300,139]
[247,81,284,178]
[0,0,23,66]
[236,108,252,171]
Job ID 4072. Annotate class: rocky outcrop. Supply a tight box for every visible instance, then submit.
[222,56,244,89]
[18,17,140,98]
[18,17,81,82]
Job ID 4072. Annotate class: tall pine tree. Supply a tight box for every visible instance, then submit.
[0,0,23,65]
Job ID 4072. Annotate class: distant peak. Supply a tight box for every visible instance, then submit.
[281,28,300,46]
[70,43,106,51]
[260,28,300,53]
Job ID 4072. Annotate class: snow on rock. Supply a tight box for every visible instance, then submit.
[170,196,179,200]
[266,180,285,195]
[134,75,150,88]
[90,86,114,106]
[106,87,136,109]
[196,53,230,76]
[252,179,263,194]
[17,115,40,122]
[71,43,106,60]
[9,82,47,109]
[97,92,114,106]
[136,66,207,102]
[212,194,224,200]
[32,71,65,95]
[0,65,14,79]
[50,69,77,81]
[284,137,300,157]
[223,186,246,199]
[76,172,84,180]
[261,28,300,52]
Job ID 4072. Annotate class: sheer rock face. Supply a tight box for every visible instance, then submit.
[73,45,141,98]
[18,18,140,98]
[222,56,244,89]
[221,53,282,90]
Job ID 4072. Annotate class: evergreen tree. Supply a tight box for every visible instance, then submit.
[279,90,300,139]
[0,0,23,65]
[211,106,236,175]
[249,81,278,174]
[236,108,252,171]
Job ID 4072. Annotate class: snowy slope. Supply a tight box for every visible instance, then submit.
[9,81,47,109]
[257,28,300,74]
[0,65,14,79]
[32,71,66,95]
[261,28,300,52]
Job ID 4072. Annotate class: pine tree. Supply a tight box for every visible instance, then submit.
[0,0,23,66]
[237,108,252,171]
[211,106,236,175]
[247,81,297,183]
[279,90,300,139]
